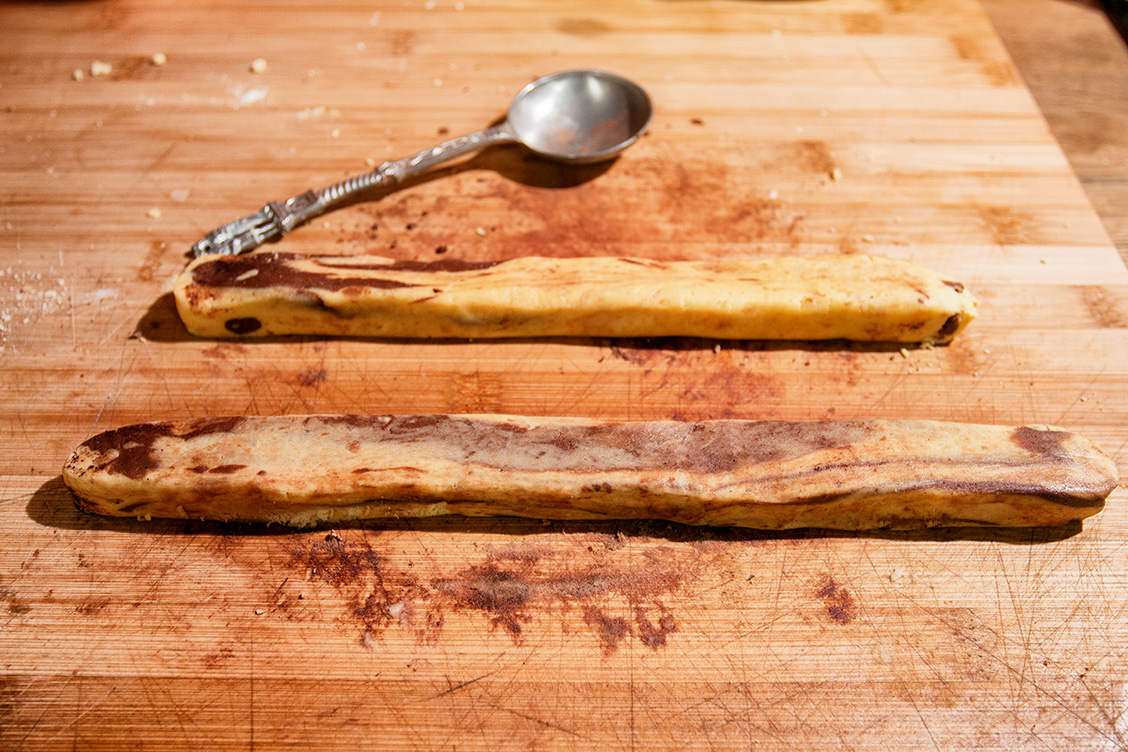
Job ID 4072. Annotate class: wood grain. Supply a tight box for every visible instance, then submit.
[984,0,1128,265]
[2,0,1127,749]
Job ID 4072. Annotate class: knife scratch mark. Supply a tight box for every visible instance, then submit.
[902,575,1123,745]
[869,367,909,410]
[18,679,118,749]
[139,142,178,181]
[489,704,591,740]
[248,626,256,752]
[904,670,943,752]
[429,669,499,699]
[628,616,636,752]
[995,543,1035,708]
[89,336,136,434]
[68,286,77,351]
[1054,364,1108,425]
[856,42,891,87]
[270,577,290,606]
[972,630,1122,744]
[1109,437,1128,465]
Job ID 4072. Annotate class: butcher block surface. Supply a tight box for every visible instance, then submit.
[2,0,1127,749]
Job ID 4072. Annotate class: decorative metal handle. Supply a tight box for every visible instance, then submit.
[191,125,515,257]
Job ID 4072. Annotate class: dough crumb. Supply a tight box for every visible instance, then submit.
[72,69,84,82]
[250,58,268,74]
[151,52,168,66]
[90,61,112,77]
[830,166,842,181]
[146,207,161,219]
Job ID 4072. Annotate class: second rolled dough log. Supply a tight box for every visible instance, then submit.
[174,253,978,342]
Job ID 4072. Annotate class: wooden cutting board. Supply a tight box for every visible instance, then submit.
[2,0,1126,748]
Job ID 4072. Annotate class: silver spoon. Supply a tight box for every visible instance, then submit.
[191,69,653,257]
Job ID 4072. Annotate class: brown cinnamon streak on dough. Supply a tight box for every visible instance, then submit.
[80,422,176,480]
[324,415,876,475]
[190,253,500,292]
[76,417,245,481]
[191,254,414,291]
[797,478,1108,509]
[1010,426,1072,456]
[329,258,501,273]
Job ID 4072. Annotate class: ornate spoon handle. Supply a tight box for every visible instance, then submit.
[191,124,514,257]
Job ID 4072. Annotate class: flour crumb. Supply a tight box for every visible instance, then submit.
[889,567,910,583]
[296,105,327,120]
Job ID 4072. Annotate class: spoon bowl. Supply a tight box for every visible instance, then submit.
[507,69,653,163]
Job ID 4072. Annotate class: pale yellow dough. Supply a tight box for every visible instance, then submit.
[174,254,977,342]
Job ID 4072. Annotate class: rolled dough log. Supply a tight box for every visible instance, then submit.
[63,414,1114,530]
[174,254,978,343]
